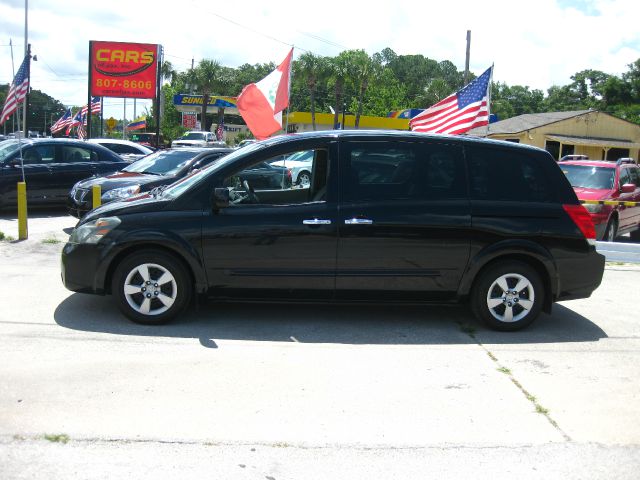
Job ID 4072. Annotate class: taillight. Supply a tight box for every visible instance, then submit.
[563,204,596,245]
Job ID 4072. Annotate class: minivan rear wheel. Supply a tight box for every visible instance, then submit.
[112,250,192,325]
[471,261,543,331]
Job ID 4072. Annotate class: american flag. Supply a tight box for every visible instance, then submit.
[216,121,224,141]
[410,66,493,135]
[81,97,101,116]
[0,55,30,126]
[50,108,73,134]
[66,109,84,135]
[77,115,87,140]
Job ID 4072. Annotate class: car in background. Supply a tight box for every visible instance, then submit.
[67,147,233,218]
[172,131,225,148]
[560,158,640,241]
[560,154,588,161]
[0,138,127,209]
[235,139,256,149]
[129,133,169,149]
[272,150,313,186]
[88,139,154,163]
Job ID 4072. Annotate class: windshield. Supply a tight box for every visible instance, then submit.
[0,140,21,161]
[561,165,615,190]
[181,132,206,141]
[123,150,198,176]
[163,141,266,199]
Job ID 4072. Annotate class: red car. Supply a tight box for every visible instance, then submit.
[560,158,640,241]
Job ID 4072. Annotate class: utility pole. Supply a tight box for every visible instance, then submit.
[464,30,471,86]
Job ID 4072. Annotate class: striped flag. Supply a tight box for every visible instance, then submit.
[66,109,84,135]
[77,115,87,140]
[410,66,492,135]
[50,108,73,134]
[81,97,101,116]
[0,55,30,126]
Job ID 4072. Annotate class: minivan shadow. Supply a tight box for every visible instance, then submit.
[54,294,607,347]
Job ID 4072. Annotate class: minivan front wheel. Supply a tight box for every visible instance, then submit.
[112,250,192,325]
[471,261,543,331]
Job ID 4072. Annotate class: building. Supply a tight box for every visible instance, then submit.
[467,110,640,161]
[285,111,410,133]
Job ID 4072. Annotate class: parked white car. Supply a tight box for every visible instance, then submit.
[172,131,225,148]
[88,139,153,162]
[272,150,313,186]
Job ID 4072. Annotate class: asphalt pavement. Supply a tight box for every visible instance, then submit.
[1,210,640,479]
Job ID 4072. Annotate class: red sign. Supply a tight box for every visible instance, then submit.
[90,41,158,99]
[182,113,197,129]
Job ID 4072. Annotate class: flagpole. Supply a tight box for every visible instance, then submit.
[23,0,28,139]
[487,63,494,137]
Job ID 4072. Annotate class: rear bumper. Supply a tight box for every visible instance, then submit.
[555,249,606,301]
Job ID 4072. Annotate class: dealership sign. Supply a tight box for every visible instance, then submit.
[90,41,159,99]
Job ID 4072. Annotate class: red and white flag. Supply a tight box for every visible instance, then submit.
[237,48,293,140]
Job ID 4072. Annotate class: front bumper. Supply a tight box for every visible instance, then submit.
[61,242,107,294]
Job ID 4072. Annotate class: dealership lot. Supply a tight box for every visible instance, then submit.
[1,211,640,478]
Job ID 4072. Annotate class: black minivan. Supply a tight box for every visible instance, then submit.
[61,131,605,331]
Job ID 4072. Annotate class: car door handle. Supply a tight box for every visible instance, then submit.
[344,218,373,225]
[303,219,332,225]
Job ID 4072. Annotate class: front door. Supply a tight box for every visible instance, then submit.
[336,139,471,301]
[0,145,55,205]
[201,143,338,300]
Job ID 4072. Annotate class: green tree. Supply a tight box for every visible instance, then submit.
[294,52,328,130]
[192,59,224,131]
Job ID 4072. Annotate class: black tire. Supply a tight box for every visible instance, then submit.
[471,261,544,331]
[111,250,192,325]
[603,217,618,242]
[629,228,640,242]
[297,171,311,186]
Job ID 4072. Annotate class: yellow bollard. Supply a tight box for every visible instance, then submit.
[92,184,101,209]
[17,182,28,240]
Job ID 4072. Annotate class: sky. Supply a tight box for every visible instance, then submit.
[1,0,639,126]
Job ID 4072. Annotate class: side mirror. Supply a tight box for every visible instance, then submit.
[620,183,636,194]
[213,187,230,210]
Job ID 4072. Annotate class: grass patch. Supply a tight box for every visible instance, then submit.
[41,237,61,244]
[0,231,15,242]
[497,366,511,375]
[458,322,476,336]
[43,433,69,444]
[535,404,549,415]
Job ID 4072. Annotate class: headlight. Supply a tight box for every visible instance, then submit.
[69,217,121,244]
[582,203,604,213]
[101,185,140,201]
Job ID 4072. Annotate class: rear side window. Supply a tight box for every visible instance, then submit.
[342,141,466,202]
[61,146,97,163]
[627,167,639,187]
[467,146,555,202]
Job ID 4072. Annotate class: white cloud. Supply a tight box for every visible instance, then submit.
[1,0,639,122]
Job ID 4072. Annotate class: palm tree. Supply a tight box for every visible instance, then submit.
[328,53,351,129]
[350,50,380,128]
[160,60,177,85]
[193,59,223,131]
[296,52,327,131]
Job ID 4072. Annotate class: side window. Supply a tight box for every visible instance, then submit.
[618,168,631,188]
[62,146,97,163]
[468,147,554,202]
[22,145,55,165]
[342,142,465,202]
[222,148,328,206]
[627,167,639,187]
